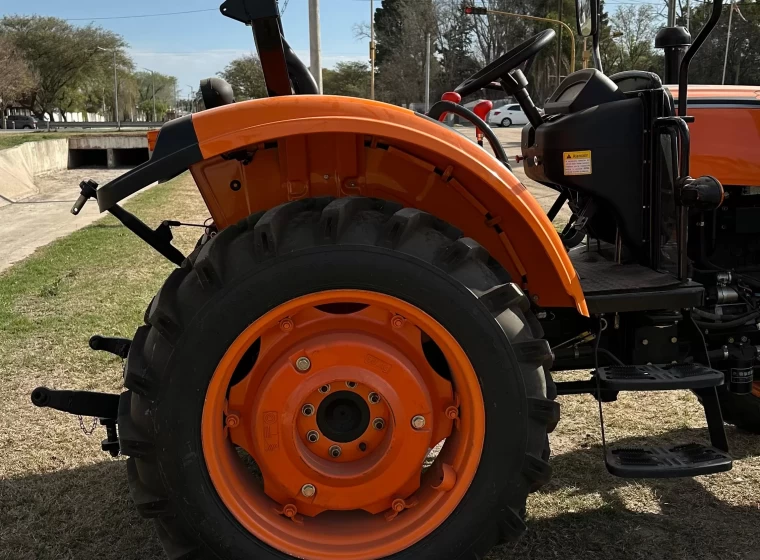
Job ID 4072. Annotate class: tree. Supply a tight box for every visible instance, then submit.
[608,5,662,73]
[374,0,407,66]
[0,16,131,120]
[435,0,481,95]
[375,0,440,106]
[0,36,36,128]
[323,61,371,97]
[219,54,267,100]
[135,71,178,120]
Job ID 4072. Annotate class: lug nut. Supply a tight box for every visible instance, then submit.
[279,318,294,332]
[306,430,320,443]
[318,384,331,394]
[329,445,342,458]
[301,404,314,416]
[368,392,381,404]
[301,484,316,498]
[295,356,311,372]
[391,315,405,329]
[372,418,385,430]
[225,413,240,428]
[346,381,357,388]
[411,415,426,430]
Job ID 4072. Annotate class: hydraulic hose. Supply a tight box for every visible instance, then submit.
[693,309,760,331]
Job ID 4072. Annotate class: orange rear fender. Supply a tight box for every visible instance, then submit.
[189,96,586,314]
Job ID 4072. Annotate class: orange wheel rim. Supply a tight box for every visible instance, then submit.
[752,381,760,398]
[202,290,485,560]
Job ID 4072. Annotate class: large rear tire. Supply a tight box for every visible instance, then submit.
[119,197,558,560]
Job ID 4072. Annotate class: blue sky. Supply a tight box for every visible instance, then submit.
[4,0,374,98]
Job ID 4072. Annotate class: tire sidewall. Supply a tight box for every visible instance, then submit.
[154,245,532,560]
[501,118,512,127]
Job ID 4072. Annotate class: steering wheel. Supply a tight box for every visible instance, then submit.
[454,29,556,98]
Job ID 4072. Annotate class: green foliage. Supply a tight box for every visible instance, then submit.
[323,61,371,98]
[219,54,267,100]
[134,71,177,120]
[0,36,36,127]
[0,16,132,119]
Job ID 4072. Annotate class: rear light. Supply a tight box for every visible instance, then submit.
[493,111,501,116]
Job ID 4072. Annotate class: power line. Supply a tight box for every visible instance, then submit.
[65,8,217,22]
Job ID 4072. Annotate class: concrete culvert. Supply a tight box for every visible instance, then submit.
[68,149,108,169]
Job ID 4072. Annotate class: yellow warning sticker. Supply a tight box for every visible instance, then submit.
[563,150,592,176]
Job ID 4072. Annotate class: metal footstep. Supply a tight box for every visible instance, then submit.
[605,443,732,478]
[596,363,724,391]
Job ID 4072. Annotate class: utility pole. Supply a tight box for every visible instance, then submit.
[370,0,376,100]
[308,0,323,93]
[97,47,120,131]
[143,68,157,122]
[686,0,690,31]
[425,33,431,112]
[188,85,195,113]
[722,0,735,84]
[556,0,563,87]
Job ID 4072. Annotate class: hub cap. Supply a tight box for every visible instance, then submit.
[202,290,485,559]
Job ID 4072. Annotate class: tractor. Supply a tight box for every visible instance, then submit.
[30,0,760,558]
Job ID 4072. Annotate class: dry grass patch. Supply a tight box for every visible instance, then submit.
[0,174,758,560]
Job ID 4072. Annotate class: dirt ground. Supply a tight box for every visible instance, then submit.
[0,145,758,560]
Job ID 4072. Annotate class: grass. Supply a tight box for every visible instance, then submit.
[0,130,147,151]
[0,173,759,560]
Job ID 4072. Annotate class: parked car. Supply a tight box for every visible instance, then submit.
[2,115,38,129]
[487,104,528,127]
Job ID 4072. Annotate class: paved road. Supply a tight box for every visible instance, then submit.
[0,169,126,274]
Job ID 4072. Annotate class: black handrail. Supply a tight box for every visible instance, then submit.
[677,0,723,116]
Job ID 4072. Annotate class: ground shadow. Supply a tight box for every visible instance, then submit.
[1,427,757,560]
[490,426,760,559]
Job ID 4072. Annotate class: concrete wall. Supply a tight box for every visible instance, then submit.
[0,139,69,205]
[68,136,147,150]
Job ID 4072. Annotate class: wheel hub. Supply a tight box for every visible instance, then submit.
[201,290,484,560]
[317,390,370,443]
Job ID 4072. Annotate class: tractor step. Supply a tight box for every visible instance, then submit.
[596,363,723,391]
[605,443,732,478]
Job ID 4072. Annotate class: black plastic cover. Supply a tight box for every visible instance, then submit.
[200,78,235,109]
[543,69,625,115]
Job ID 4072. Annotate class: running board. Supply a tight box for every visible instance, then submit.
[596,363,723,391]
[606,443,732,478]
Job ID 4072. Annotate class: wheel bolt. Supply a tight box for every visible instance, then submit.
[368,392,381,404]
[306,430,320,443]
[301,484,316,498]
[445,406,459,420]
[282,504,297,518]
[318,384,331,394]
[373,418,385,430]
[301,404,314,416]
[346,381,357,388]
[391,315,406,329]
[279,318,294,332]
[225,413,240,428]
[411,415,426,429]
[329,445,342,458]
[295,356,311,372]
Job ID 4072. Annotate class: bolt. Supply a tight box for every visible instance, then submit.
[346,381,357,388]
[671,337,678,343]
[373,418,385,430]
[225,413,240,428]
[306,430,320,443]
[532,294,539,302]
[391,315,405,329]
[391,498,406,512]
[741,336,748,343]
[301,484,316,498]
[445,406,459,420]
[318,384,331,394]
[642,339,649,346]
[368,392,381,404]
[295,356,311,372]
[329,445,342,458]
[358,442,367,451]
[411,415,426,429]
[301,404,314,416]
[230,180,241,191]
[728,337,735,344]
[279,318,294,332]
[323,174,329,180]
[282,504,298,518]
